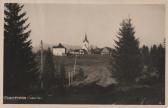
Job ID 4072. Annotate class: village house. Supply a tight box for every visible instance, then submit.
[90,47,102,55]
[52,34,90,56]
[67,49,85,56]
[53,43,66,56]
[101,47,112,56]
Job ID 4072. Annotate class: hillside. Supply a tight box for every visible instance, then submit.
[53,55,116,87]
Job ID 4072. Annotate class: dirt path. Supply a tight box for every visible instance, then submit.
[64,56,116,87]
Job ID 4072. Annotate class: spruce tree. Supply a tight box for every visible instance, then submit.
[156,44,165,83]
[149,45,158,68]
[4,3,38,96]
[141,45,150,66]
[112,18,143,86]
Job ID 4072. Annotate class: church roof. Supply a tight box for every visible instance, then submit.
[53,43,65,48]
[83,34,89,43]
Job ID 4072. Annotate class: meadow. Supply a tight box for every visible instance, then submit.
[4,55,164,104]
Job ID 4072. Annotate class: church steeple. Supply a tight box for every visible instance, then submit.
[83,33,89,43]
[82,33,89,52]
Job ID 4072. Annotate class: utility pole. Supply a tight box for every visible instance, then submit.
[68,54,77,87]
[73,55,77,81]
[40,40,44,89]
[68,71,71,86]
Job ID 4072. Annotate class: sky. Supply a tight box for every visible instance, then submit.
[24,4,165,48]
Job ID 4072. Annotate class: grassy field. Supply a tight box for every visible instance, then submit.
[4,55,164,104]
[53,55,115,87]
[47,55,164,104]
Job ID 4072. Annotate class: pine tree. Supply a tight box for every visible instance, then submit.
[112,18,143,86]
[141,45,150,66]
[156,44,165,83]
[149,45,158,68]
[4,3,38,96]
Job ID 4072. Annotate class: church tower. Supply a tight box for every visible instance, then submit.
[82,33,89,52]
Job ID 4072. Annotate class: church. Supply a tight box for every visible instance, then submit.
[82,34,90,54]
[53,34,90,56]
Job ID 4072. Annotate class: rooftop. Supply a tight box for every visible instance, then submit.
[53,43,65,48]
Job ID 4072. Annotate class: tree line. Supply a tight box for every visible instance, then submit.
[140,44,165,85]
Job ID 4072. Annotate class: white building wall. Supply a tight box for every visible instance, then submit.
[82,41,89,51]
[53,48,66,56]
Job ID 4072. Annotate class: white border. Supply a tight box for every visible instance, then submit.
[0,0,167,108]
[1,0,167,4]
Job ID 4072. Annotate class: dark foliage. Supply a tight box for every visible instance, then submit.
[149,45,158,68]
[4,83,164,104]
[74,68,87,81]
[53,56,67,93]
[4,3,38,96]
[141,45,150,66]
[139,43,165,86]
[150,44,165,82]
[59,63,66,90]
[42,48,56,89]
[112,18,143,86]
[157,44,165,82]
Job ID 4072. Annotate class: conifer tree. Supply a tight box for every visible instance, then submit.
[141,45,150,66]
[112,18,143,86]
[4,3,38,96]
[149,45,158,69]
[155,44,165,83]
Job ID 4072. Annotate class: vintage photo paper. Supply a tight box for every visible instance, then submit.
[0,0,167,107]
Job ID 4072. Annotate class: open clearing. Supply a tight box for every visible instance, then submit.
[54,55,116,86]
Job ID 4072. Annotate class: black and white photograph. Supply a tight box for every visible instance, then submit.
[2,0,166,105]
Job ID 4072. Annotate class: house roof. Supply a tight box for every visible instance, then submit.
[53,43,65,48]
[101,47,112,53]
